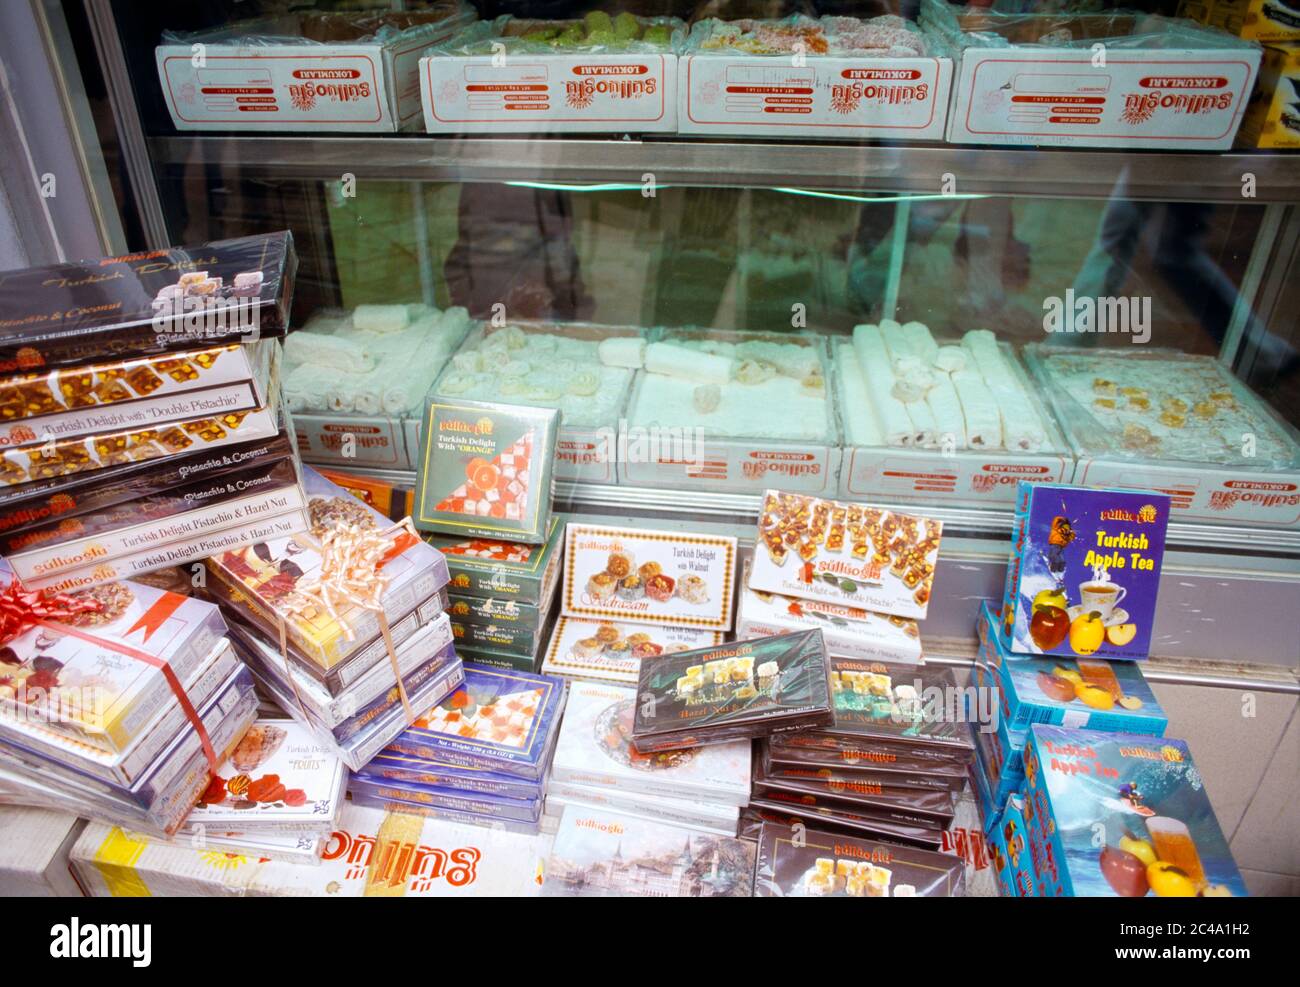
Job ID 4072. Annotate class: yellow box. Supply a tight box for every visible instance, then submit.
[1238,43,1300,147]
[1180,0,1300,41]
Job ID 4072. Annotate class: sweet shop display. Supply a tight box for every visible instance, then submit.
[737,562,922,666]
[630,630,834,753]
[415,396,558,544]
[156,4,475,133]
[543,806,755,897]
[0,232,295,371]
[678,15,952,140]
[923,0,1262,150]
[753,820,965,897]
[562,522,737,630]
[749,490,941,620]
[999,483,1170,661]
[1020,725,1248,897]
[421,16,684,134]
[541,616,723,685]
[71,801,548,896]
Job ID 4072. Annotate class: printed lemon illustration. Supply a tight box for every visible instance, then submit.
[1119,833,1157,867]
[1146,862,1197,897]
[1069,612,1105,656]
[1074,681,1115,710]
[1106,622,1138,647]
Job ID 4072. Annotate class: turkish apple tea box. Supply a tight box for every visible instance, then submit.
[0,231,295,373]
[630,629,833,753]
[754,821,965,897]
[540,616,724,685]
[1023,724,1248,898]
[187,719,347,833]
[990,794,1037,897]
[427,515,563,605]
[977,602,1167,735]
[737,562,922,664]
[552,680,751,806]
[414,397,558,544]
[204,465,449,674]
[562,522,738,630]
[0,560,228,753]
[1000,482,1170,660]
[749,490,941,620]
[385,664,564,781]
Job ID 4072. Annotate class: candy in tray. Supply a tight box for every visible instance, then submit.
[629,629,834,753]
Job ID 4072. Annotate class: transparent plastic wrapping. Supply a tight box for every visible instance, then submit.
[429,13,686,57]
[686,13,930,57]
[1023,344,1300,470]
[920,0,1259,53]
[161,4,473,48]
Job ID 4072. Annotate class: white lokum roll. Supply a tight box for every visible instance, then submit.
[961,330,1047,452]
[836,344,884,446]
[891,355,936,403]
[851,324,915,446]
[926,375,968,450]
[283,363,334,413]
[961,329,1011,382]
[952,371,1003,450]
[352,303,410,334]
[879,319,913,362]
[302,308,352,335]
[283,331,376,374]
[905,397,938,447]
[598,336,647,369]
[381,376,429,416]
[645,341,732,383]
[902,321,939,365]
[933,345,967,374]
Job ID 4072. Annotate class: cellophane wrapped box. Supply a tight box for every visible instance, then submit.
[156,5,475,133]
[427,516,564,606]
[0,806,85,896]
[71,802,549,896]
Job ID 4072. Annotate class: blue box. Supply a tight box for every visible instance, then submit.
[978,603,1168,736]
[1000,482,1170,660]
[1023,725,1248,897]
[990,795,1037,898]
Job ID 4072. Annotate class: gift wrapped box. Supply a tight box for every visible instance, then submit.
[205,466,449,680]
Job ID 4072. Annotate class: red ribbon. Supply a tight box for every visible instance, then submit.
[0,579,218,770]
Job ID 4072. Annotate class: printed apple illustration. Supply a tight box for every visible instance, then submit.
[1036,671,1077,702]
[1074,681,1115,710]
[1030,605,1070,650]
[1202,884,1233,897]
[1099,845,1149,897]
[1118,695,1145,710]
[1118,833,1157,867]
[1069,612,1105,656]
[1033,588,1068,611]
[1147,861,1198,897]
[1106,622,1138,647]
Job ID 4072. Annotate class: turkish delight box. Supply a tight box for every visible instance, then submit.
[764,739,964,793]
[0,232,295,373]
[630,630,834,753]
[1179,0,1300,43]
[414,396,558,544]
[421,15,683,135]
[820,657,976,755]
[749,490,941,620]
[747,794,945,850]
[0,560,228,753]
[1000,482,1170,661]
[186,719,347,834]
[541,616,723,685]
[833,337,1074,509]
[752,756,954,826]
[623,329,840,496]
[71,802,548,896]
[737,561,922,665]
[1022,724,1248,897]
[426,516,563,606]
[455,644,541,674]
[1025,345,1300,528]
[977,602,1168,734]
[156,5,475,133]
[362,751,541,802]
[754,821,965,897]
[385,664,565,781]
[547,778,739,832]
[561,522,737,630]
[0,807,85,897]
[348,775,542,825]
[448,593,546,631]
[1237,41,1300,148]
[922,0,1261,150]
[543,806,755,897]
[294,412,413,470]
[205,465,449,677]
[678,15,952,141]
[552,680,751,806]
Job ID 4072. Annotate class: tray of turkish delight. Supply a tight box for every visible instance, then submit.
[623,328,840,494]
[1024,344,1300,527]
[836,323,1073,507]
